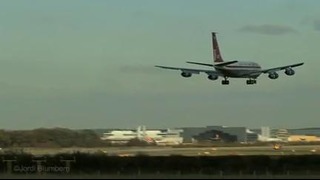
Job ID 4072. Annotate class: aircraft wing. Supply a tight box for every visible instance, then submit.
[186,60,238,67]
[261,62,304,74]
[234,62,304,78]
[155,65,221,76]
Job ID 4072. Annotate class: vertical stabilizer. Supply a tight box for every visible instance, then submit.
[212,32,224,63]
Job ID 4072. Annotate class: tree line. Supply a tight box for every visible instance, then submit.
[0,128,108,148]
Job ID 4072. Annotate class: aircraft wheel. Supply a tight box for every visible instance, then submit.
[246,79,256,85]
[222,80,229,85]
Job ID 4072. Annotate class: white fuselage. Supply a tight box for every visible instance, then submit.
[215,61,262,78]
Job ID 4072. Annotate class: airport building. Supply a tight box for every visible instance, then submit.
[257,127,282,142]
[100,125,320,145]
[274,128,290,142]
[101,126,183,145]
[181,126,259,143]
[261,126,271,139]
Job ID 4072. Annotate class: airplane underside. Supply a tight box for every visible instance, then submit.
[217,69,261,85]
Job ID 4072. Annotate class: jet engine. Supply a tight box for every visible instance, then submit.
[285,68,295,76]
[268,72,279,79]
[207,75,218,80]
[181,72,192,78]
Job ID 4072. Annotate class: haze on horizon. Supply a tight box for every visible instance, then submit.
[0,0,319,130]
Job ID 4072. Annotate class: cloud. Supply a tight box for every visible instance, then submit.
[239,24,298,35]
[314,19,320,31]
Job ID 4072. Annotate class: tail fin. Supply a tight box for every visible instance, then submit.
[212,32,223,63]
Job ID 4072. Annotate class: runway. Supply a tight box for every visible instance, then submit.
[103,145,320,156]
[15,144,320,156]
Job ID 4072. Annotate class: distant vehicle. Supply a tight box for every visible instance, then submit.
[273,143,282,150]
[156,32,304,85]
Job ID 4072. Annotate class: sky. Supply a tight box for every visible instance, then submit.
[0,0,319,130]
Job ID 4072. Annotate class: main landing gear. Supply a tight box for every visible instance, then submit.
[221,77,229,85]
[221,78,257,85]
[246,79,257,85]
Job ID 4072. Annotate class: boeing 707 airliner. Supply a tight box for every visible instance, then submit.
[155,32,304,85]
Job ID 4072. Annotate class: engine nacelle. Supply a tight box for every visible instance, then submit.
[268,72,279,79]
[285,68,295,76]
[181,72,192,78]
[207,75,218,80]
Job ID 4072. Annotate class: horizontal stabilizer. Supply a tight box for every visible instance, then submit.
[186,61,214,67]
[214,60,238,67]
[155,65,221,75]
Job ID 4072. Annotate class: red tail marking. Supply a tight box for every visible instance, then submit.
[212,32,223,63]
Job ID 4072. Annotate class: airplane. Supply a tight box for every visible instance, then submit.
[155,32,304,85]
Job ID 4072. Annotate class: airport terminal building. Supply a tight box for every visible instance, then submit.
[101,126,183,145]
[181,126,259,143]
[100,125,260,145]
[99,125,320,145]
